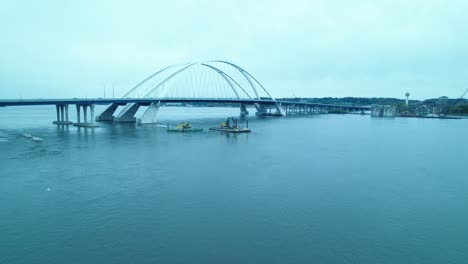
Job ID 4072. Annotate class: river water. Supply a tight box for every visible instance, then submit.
[1,106,468,264]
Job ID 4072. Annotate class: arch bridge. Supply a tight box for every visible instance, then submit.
[0,61,370,126]
[97,60,284,123]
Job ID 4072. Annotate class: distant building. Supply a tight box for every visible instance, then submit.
[439,96,449,105]
[371,105,397,117]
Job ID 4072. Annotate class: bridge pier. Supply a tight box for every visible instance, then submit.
[137,102,160,124]
[240,104,249,117]
[255,103,284,117]
[276,103,286,116]
[114,103,140,123]
[285,104,291,115]
[74,104,99,128]
[255,103,268,116]
[96,103,120,122]
[53,104,73,125]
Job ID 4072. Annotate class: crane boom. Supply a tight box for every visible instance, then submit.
[454,88,468,105]
[461,89,468,99]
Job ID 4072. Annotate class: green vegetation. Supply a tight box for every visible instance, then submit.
[279,97,468,116]
[449,103,468,115]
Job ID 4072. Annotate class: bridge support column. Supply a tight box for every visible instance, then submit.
[91,105,95,122]
[274,103,285,116]
[53,104,73,125]
[240,104,249,117]
[83,105,88,123]
[76,105,81,123]
[137,102,160,124]
[115,103,140,123]
[74,104,99,128]
[255,103,285,117]
[65,105,69,122]
[96,103,120,122]
[255,103,268,116]
[60,106,65,121]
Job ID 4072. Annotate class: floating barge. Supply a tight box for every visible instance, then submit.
[167,123,203,132]
[167,128,203,132]
[209,127,251,133]
[209,117,251,133]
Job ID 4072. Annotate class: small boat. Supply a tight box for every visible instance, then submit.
[167,123,203,132]
[209,118,251,133]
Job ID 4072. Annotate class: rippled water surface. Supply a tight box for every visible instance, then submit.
[1,106,468,264]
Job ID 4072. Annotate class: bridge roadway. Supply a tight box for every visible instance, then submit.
[0,98,370,127]
[0,98,368,109]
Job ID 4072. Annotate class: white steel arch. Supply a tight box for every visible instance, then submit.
[121,61,275,101]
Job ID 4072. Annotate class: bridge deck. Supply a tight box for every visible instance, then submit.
[0,98,370,110]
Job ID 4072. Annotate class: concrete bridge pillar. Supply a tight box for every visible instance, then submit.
[83,105,88,123]
[56,105,60,121]
[60,106,65,121]
[137,102,160,124]
[115,103,141,123]
[90,105,95,123]
[96,103,120,122]
[65,105,69,122]
[240,104,249,117]
[255,102,284,116]
[74,104,99,128]
[255,103,268,116]
[275,103,285,116]
[53,104,73,125]
[76,105,81,123]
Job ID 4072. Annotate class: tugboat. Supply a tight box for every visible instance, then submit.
[167,122,203,132]
[209,117,251,133]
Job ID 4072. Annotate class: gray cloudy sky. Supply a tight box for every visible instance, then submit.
[1,0,467,99]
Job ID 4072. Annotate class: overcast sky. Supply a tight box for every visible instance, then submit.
[1,0,467,99]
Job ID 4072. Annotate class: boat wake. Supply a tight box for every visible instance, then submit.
[32,137,44,142]
[21,133,43,142]
[0,130,8,142]
[23,133,33,138]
